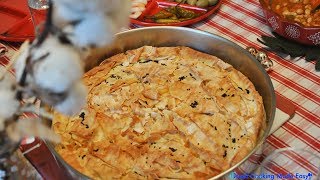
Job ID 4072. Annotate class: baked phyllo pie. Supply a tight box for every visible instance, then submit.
[53,46,265,179]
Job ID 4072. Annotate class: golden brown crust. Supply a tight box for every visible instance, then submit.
[53,46,265,179]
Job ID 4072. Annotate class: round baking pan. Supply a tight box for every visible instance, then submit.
[45,26,276,179]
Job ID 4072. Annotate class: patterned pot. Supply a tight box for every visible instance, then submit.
[259,0,320,46]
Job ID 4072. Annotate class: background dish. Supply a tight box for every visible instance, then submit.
[130,0,222,26]
[259,0,320,46]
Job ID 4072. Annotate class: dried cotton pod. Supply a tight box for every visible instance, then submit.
[0,68,19,119]
[53,0,130,48]
[52,0,130,30]
[52,3,83,24]
[54,81,87,116]
[63,12,115,48]
[5,118,60,143]
[0,91,20,120]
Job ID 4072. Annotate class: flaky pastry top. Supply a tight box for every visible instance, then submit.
[53,46,265,179]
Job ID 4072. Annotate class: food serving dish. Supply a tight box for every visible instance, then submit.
[259,0,320,46]
[130,0,222,26]
[44,27,276,179]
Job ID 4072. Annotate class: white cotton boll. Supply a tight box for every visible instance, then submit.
[7,119,61,143]
[54,81,87,116]
[0,89,19,120]
[32,36,84,93]
[53,3,83,23]
[0,90,19,119]
[52,0,130,24]
[52,0,130,47]
[64,12,114,47]
[0,68,19,119]
[53,0,95,12]
[53,0,120,14]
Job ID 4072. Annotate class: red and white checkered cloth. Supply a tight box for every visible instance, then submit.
[1,0,319,178]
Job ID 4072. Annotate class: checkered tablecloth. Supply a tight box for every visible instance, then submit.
[1,0,319,178]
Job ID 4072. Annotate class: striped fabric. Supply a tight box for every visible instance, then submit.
[1,0,319,177]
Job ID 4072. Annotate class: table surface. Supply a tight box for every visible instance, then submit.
[1,0,319,178]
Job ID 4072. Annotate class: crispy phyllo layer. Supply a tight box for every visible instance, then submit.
[53,46,265,179]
